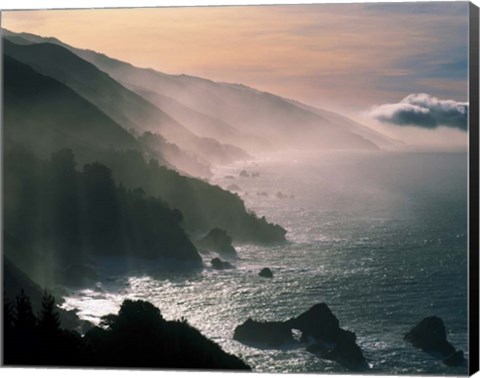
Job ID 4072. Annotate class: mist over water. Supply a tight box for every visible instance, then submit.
[62,150,468,374]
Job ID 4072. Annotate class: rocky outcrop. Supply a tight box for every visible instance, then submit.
[233,319,292,346]
[210,258,234,270]
[233,303,367,370]
[197,228,236,255]
[404,316,464,367]
[259,268,273,278]
[443,350,464,367]
[307,329,366,370]
[289,303,341,342]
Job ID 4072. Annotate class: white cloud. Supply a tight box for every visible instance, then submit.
[369,93,468,131]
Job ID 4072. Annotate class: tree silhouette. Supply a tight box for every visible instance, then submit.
[14,289,36,331]
[4,293,15,333]
[4,292,249,369]
[105,299,165,333]
[37,290,60,332]
[85,299,250,369]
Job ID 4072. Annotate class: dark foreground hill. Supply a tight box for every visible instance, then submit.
[4,291,250,370]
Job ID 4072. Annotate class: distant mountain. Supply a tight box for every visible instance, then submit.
[3,44,286,246]
[76,54,379,150]
[2,30,262,153]
[4,29,393,152]
[285,99,402,149]
[3,54,140,162]
[131,86,271,153]
[138,131,213,178]
[3,38,251,176]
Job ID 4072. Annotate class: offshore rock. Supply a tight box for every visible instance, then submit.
[443,350,464,367]
[233,303,367,369]
[404,316,464,366]
[259,268,273,278]
[233,318,293,346]
[210,258,234,270]
[197,228,236,255]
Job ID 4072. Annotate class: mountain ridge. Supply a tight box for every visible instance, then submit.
[3,54,141,162]
[3,36,251,177]
[3,49,286,246]
[3,28,394,152]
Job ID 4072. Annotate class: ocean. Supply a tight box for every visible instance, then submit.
[62,150,469,374]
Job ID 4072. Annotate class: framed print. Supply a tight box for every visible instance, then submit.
[1,1,479,375]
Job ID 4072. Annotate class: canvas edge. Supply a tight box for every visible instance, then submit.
[469,1,480,376]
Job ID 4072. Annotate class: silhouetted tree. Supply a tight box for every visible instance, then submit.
[104,299,165,333]
[4,294,15,333]
[14,289,36,331]
[4,292,249,370]
[84,299,250,369]
[37,290,60,332]
[4,290,91,366]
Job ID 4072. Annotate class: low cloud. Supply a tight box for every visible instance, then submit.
[369,93,468,130]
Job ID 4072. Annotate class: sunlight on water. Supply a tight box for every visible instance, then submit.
[61,151,468,374]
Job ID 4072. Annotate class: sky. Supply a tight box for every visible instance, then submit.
[1,2,471,146]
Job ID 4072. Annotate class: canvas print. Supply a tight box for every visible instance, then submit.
[1,1,478,375]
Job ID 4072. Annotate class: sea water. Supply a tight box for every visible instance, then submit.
[62,150,469,374]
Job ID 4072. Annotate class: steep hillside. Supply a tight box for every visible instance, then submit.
[78,149,287,244]
[4,256,90,332]
[3,51,286,246]
[3,54,140,162]
[4,29,391,152]
[285,99,402,149]
[3,38,250,173]
[3,146,203,291]
[132,86,270,153]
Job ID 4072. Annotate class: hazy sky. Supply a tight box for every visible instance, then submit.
[2,2,470,145]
